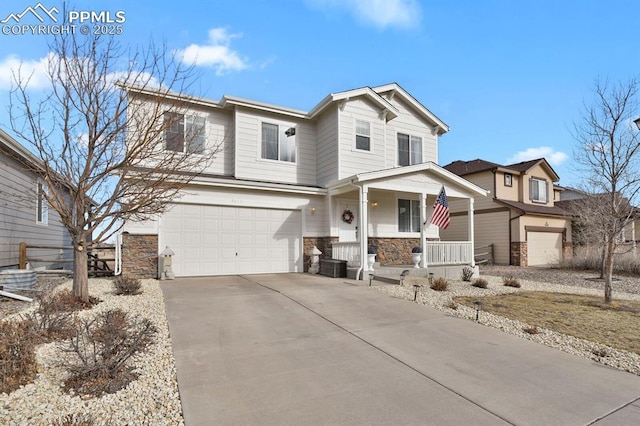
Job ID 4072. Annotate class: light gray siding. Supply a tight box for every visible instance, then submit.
[0,151,71,269]
[234,107,316,186]
[316,107,339,187]
[205,108,234,176]
[338,98,386,179]
[385,97,438,166]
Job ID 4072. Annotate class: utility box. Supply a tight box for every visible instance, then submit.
[319,259,347,278]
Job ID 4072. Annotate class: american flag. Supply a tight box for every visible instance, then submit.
[430,186,450,229]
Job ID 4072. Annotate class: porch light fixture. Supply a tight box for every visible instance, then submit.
[474,300,483,322]
[371,202,378,208]
[310,206,316,214]
[634,117,640,131]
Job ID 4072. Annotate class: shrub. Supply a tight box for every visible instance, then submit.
[45,289,99,311]
[523,326,538,335]
[430,277,448,291]
[472,278,488,289]
[53,414,96,426]
[0,319,38,394]
[114,275,142,296]
[445,301,458,310]
[60,309,157,396]
[461,267,474,282]
[503,276,521,288]
[22,291,77,342]
[411,246,422,253]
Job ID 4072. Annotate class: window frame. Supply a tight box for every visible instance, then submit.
[530,177,548,203]
[164,112,206,154]
[504,173,513,187]
[397,132,423,166]
[398,198,421,233]
[260,121,297,163]
[354,119,371,152]
[36,181,48,225]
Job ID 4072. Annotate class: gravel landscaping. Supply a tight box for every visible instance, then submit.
[373,266,640,376]
[0,278,184,425]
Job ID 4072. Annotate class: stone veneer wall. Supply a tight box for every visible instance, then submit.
[562,242,574,263]
[367,237,421,265]
[122,233,158,279]
[510,241,527,266]
[303,237,338,272]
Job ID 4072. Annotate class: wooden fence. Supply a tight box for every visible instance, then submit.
[18,242,115,277]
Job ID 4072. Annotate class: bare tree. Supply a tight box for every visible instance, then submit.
[572,78,640,303]
[9,33,220,302]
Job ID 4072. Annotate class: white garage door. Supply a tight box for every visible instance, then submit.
[528,232,562,266]
[161,204,301,277]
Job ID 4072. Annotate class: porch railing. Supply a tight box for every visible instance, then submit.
[425,241,473,266]
[332,242,360,267]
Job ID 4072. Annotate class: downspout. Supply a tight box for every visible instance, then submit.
[348,179,365,280]
[509,209,525,266]
[114,232,122,276]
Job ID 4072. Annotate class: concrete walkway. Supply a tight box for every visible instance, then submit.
[161,274,640,425]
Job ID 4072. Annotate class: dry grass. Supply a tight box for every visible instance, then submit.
[455,292,640,355]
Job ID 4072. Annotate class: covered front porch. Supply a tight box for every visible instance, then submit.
[326,163,488,280]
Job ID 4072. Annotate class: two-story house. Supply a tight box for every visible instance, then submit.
[442,158,572,266]
[0,128,72,270]
[122,83,488,279]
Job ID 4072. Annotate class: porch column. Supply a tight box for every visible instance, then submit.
[361,185,369,272]
[420,192,427,268]
[468,197,475,267]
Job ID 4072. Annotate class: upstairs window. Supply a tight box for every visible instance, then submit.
[504,173,513,187]
[164,112,205,154]
[398,199,420,232]
[262,122,296,163]
[530,178,548,203]
[36,181,48,225]
[398,133,422,166]
[355,120,371,151]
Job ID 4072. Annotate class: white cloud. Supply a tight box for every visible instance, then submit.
[311,0,421,29]
[0,53,54,89]
[175,28,248,76]
[507,147,569,166]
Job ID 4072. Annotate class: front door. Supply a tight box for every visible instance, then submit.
[338,201,358,242]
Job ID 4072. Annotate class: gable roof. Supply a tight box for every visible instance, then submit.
[443,157,561,182]
[123,83,449,133]
[443,159,501,176]
[330,161,489,197]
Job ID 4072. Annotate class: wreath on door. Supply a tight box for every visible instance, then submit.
[341,209,354,224]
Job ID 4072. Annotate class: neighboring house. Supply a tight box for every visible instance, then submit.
[122,83,488,279]
[441,158,572,266]
[557,187,639,246]
[0,128,72,270]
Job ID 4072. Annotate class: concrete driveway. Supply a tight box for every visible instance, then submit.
[161,274,640,425]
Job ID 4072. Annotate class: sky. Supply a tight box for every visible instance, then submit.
[1,0,640,187]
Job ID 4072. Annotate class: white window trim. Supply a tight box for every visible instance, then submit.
[504,173,513,187]
[36,180,48,225]
[397,197,421,234]
[530,177,548,203]
[259,121,297,164]
[354,119,373,152]
[164,111,207,155]
[397,132,423,166]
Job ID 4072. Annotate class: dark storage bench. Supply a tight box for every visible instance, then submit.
[319,259,347,278]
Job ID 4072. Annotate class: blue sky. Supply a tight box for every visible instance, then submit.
[2,0,640,187]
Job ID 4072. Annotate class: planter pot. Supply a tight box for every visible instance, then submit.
[412,253,422,268]
[367,254,376,269]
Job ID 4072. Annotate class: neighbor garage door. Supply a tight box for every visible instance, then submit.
[527,232,562,266]
[161,204,301,277]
